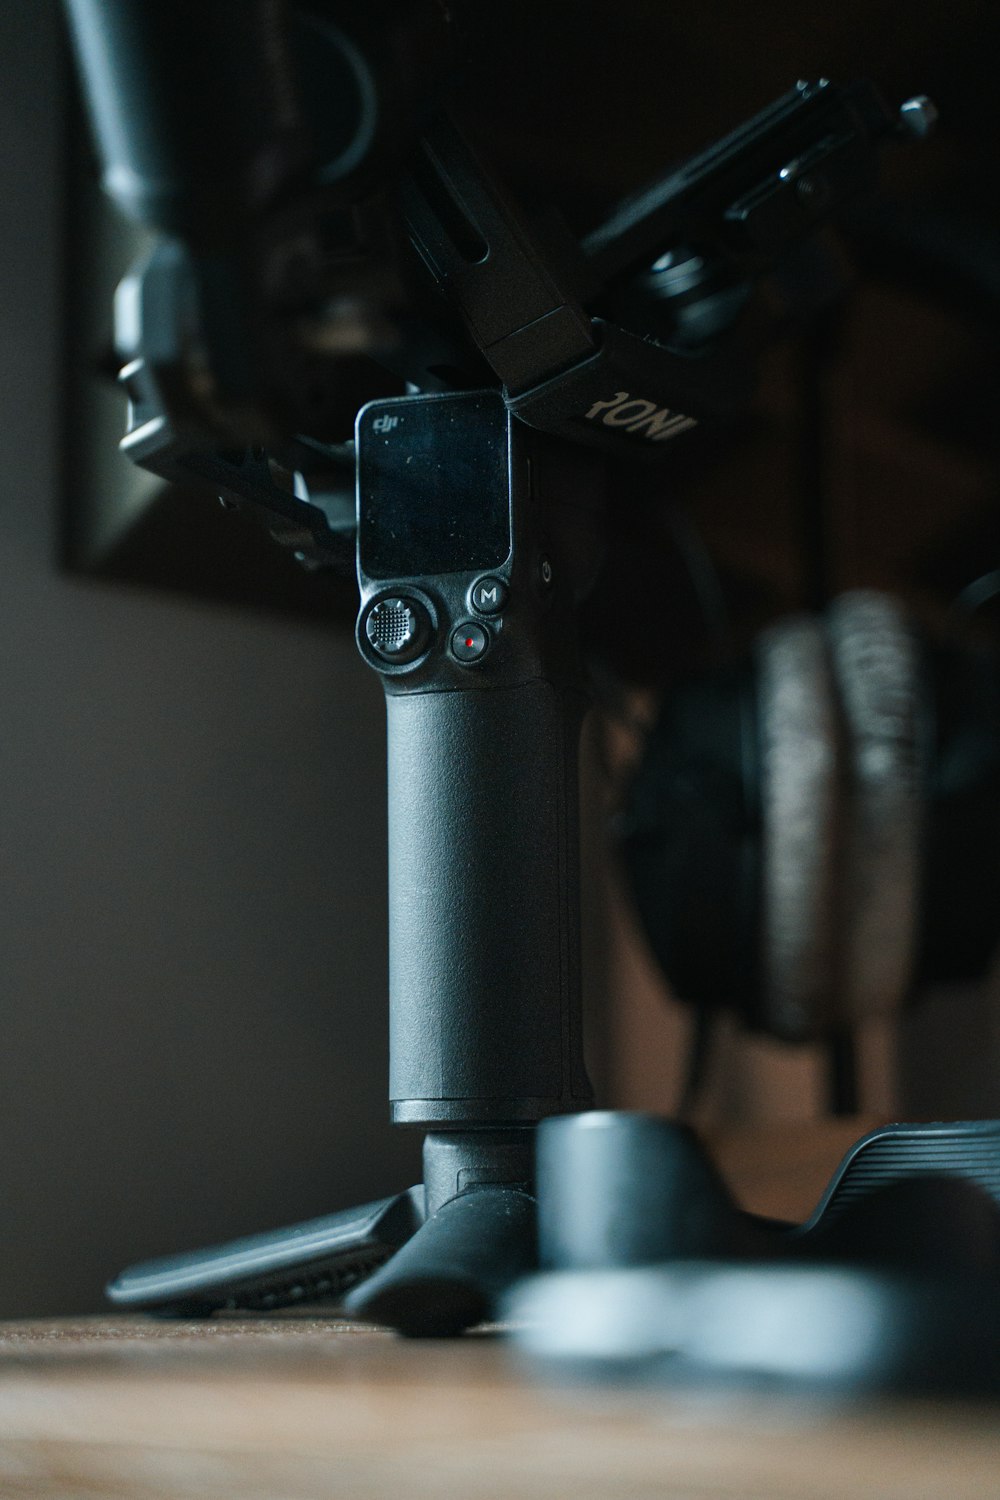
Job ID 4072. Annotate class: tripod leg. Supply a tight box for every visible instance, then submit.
[106,1188,424,1316]
[345,1186,537,1336]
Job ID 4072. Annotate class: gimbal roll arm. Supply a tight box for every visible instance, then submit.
[66,0,930,501]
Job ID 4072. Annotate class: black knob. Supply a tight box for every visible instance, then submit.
[365,597,431,663]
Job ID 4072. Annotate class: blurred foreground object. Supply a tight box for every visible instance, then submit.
[510,1113,1000,1395]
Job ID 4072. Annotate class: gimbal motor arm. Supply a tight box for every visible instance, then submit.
[65,1,931,545]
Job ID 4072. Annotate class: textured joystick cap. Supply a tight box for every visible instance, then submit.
[365,597,431,663]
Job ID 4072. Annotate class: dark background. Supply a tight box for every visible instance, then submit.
[2,1,998,1315]
[1,0,422,1317]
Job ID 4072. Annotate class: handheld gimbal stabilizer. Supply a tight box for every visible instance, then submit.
[64,0,934,1336]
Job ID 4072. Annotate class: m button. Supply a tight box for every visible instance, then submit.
[471,576,507,615]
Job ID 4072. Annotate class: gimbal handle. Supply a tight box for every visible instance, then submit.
[385,679,590,1125]
[355,389,597,1129]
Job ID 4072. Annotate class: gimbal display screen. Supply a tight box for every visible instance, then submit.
[358,394,512,580]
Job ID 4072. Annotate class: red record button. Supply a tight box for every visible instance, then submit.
[451,622,489,663]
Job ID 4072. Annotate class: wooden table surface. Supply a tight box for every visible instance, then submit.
[0,1315,997,1500]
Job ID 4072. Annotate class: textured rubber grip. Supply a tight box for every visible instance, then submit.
[386,680,592,1124]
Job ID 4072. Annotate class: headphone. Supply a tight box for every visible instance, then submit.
[619,591,1000,1043]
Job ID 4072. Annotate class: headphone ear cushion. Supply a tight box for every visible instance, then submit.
[755,616,845,1041]
[824,592,923,1024]
[619,661,760,1019]
[620,621,847,1039]
[620,596,925,1043]
[917,632,1000,984]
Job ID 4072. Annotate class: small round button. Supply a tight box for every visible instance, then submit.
[365,597,431,663]
[471,576,508,615]
[451,622,490,663]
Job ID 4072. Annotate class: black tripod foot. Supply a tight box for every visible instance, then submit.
[345,1186,536,1336]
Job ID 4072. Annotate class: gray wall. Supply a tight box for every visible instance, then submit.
[0,2,418,1316]
[4,1,992,1319]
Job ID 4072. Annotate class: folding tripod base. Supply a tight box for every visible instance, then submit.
[107,1114,1000,1367]
[107,1130,537,1336]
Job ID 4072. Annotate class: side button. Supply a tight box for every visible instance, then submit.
[451,622,490,664]
[471,576,508,615]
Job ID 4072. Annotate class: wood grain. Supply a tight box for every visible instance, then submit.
[0,1317,996,1500]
